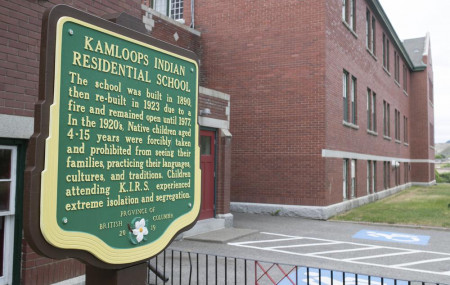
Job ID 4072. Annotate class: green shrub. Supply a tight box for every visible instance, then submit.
[436,154,446,159]
[436,170,450,183]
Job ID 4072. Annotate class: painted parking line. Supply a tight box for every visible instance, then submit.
[229,232,450,277]
[353,230,430,245]
[278,268,409,285]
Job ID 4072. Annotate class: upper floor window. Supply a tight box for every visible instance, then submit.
[430,123,435,147]
[394,52,400,83]
[382,33,390,71]
[366,9,376,54]
[342,0,356,30]
[153,0,184,20]
[429,78,434,104]
[403,65,408,92]
[403,115,408,143]
[383,100,390,138]
[394,109,401,141]
[343,71,357,125]
[367,89,376,133]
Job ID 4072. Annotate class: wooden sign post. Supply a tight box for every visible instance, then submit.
[24,5,200,283]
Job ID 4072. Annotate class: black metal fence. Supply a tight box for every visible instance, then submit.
[148,249,448,285]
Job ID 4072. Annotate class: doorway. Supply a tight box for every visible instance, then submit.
[199,130,215,220]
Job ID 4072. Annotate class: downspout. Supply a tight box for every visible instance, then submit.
[190,0,195,28]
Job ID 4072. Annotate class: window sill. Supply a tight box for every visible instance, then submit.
[395,139,401,144]
[394,80,401,88]
[383,67,391,76]
[383,135,392,141]
[404,142,409,147]
[367,129,378,136]
[342,21,358,39]
[403,90,408,97]
[430,145,436,150]
[366,49,377,61]
[429,100,434,108]
[343,121,359,130]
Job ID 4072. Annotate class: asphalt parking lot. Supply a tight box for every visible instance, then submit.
[169,213,450,284]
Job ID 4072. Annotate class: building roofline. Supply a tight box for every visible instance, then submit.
[368,0,426,71]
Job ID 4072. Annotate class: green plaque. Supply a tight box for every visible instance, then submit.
[39,15,200,264]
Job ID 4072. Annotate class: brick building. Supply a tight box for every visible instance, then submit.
[191,0,434,217]
[0,0,434,284]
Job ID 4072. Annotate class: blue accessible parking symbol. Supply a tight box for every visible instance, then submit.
[353,230,430,245]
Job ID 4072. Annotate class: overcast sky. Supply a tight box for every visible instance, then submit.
[378,0,450,143]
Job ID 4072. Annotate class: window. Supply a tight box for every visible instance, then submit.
[382,34,390,71]
[404,162,409,183]
[383,161,390,189]
[366,10,375,54]
[343,71,348,122]
[371,16,376,55]
[343,71,357,125]
[430,123,435,147]
[366,10,370,49]
[343,159,348,200]
[403,116,408,143]
[429,79,434,104]
[342,0,356,30]
[403,65,408,92]
[394,52,400,83]
[351,76,357,125]
[351,160,356,198]
[367,161,376,194]
[367,89,376,132]
[153,0,184,20]
[170,0,184,20]
[0,146,16,285]
[383,100,390,138]
[394,109,401,141]
[372,161,376,193]
[395,163,400,186]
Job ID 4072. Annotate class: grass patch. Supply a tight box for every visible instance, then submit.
[332,184,450,228]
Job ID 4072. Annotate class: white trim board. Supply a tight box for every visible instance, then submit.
[322,149,434,164]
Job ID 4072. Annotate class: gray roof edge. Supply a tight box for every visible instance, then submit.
[369,0,427,71]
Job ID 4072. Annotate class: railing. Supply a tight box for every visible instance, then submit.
[148,249,447,285]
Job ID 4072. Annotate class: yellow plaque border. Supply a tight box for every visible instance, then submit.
[40,16,201,264]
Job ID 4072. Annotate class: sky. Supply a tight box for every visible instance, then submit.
[378,0,450,143]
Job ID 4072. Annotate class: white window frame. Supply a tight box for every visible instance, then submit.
[153,0,184,20]
[0,145,17,285]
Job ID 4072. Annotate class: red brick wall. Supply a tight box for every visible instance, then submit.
[323,0,417,204]
[0,0,142,118]
[195,0,433,207]
[146,13,203,60]
[195,0,328,206]
[21,240,85,285]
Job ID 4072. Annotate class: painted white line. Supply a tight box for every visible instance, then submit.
[232,242,450,277]
[266,242,342,250]
[229,232,450,277]
[260,232,450,256]
[228,237,302,246]
[310,246,380,256]
[393,257,450,268]
[345,250,418,261]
